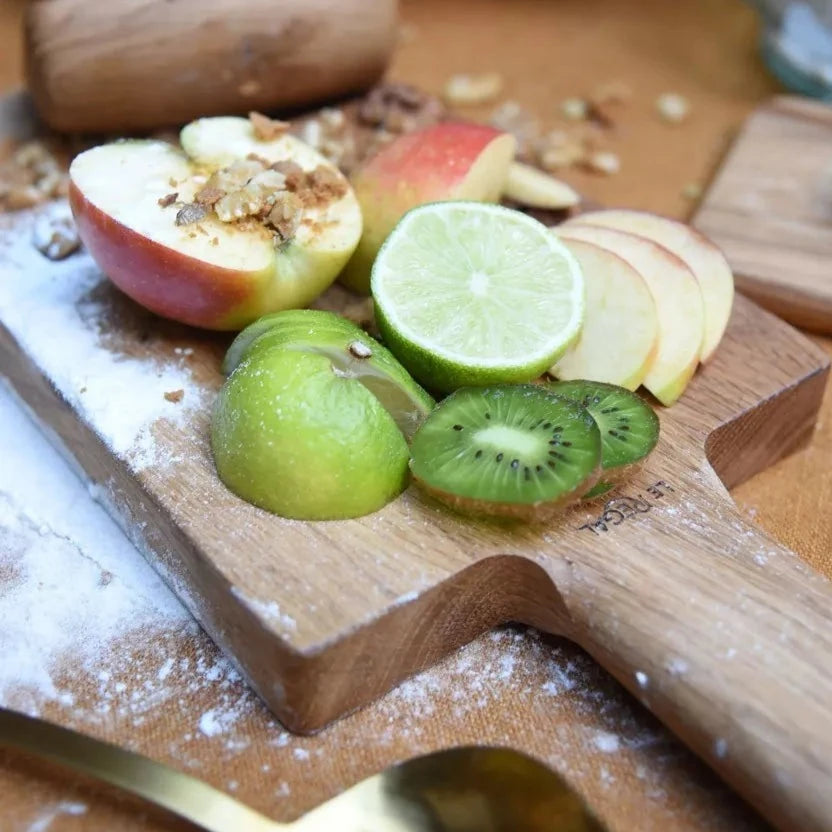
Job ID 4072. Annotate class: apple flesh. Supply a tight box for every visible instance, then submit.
[339,122,516,294]
[69,120,362,330]
[571,209,733,362]
[503,162,579,210]
[559,224,704,406]
[551,237,658,390]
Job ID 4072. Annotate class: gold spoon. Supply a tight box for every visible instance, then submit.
[0,706,604,831]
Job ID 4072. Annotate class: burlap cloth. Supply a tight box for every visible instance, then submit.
[1,0,830,830]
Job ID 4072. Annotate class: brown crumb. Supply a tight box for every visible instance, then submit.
[168,177,179,188]
[267,191,303,244]
[249,111,290,141]
[358,83,444,135]
[164,389,184,403]
[211,237,219,246]
[157,192,178,208]
[175,202,209,226]
[301,165,347,208]
[0,140,70,213]
[194,186,225,205]
[272,160,305,191]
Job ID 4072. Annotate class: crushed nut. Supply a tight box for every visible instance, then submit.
[587,80,632,126]
[175,203,209,226]
[267,191,303,244]
[164,389,185,403]
[302,166,347,208]
[158,192,178,208]
[358,83,444,135]
[32,210,80,260]
[249,111,291,141]
[319,108,346,131]
[489,100,540,160]
[0,140,69,213]
[194,186,225,205]
[656,92,690,124]
[272,160,305,191]
[584,150,620,175]
[536,130,586,170]
[443,72,504,106]
[561,97,588,121]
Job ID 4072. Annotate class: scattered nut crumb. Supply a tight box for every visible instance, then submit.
[168,177,179,188]
[584,150,620,175]
[194,186,225,205]
[443,73,504,106]
[656,92,690,124]
[587,80,632,126]
[157,192,178,208]
[536,130,586,170]
[681,182,703,200]
[249,111,290,141]
[211,237,219,246]
[0,140,69,213]
[32,210,80,260]
[489,100,540,160]
[164,389,185,403]
[358,83,443,135]
[560,97,588,121]
[175,203,210,226]
[267,191,303,245]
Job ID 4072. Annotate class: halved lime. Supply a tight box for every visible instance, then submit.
[371,202,584,393]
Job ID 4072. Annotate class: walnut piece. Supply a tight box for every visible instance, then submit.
[443,73,504,106]
[157,192,178,208]
[0,140,69,213]
[164,389,185,403]
[267,191,303,244]
[32,211,80,260]
[358,83,444,135]
[249,111,291,141]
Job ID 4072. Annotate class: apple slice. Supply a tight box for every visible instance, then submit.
[503,162,580,210]
[338,122,517,293]
[70,119,362,331]
[550,237,658,390]
[571,209,733,362]
[559,224,703,405]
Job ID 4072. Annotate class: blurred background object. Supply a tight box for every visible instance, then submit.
[24,0,398,133]
[751,0,832,97]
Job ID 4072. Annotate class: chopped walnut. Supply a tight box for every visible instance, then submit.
[164,389,185,403]
[32,210,80,260]
[204,158,265,194]
[267,191,303,244]
[194,186,225,205]
[175,203,209,226]
[272,160,305,191]
[536,130,586,170]
[0,140,69,213]
[443,73,504,106]
[301,165,347,208]
[214,169,287,222]
[158,192,178,208]
[358,83,444,135]
[249,111,290,141]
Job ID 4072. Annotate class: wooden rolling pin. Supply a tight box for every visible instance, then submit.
[24,0,398,133]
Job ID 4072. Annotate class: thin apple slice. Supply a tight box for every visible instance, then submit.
[503,162,579,210]
[551,237,658,390]
[70,134,361,330]
[338,122,517,293]
[572,209,733,362]
[559,224,703,406]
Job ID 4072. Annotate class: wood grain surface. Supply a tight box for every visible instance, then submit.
[24,0,398,132]
[2,187,832,832]
[694,96,832,333]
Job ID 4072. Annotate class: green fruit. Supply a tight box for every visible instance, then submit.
[409,385,601,521]
[371,202,584,393]
[212,349,410,520]
[223,309,434,440]
[547,380,660,498]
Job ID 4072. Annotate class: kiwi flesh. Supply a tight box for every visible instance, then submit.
[409,385,602,521]
[547,380,659,498]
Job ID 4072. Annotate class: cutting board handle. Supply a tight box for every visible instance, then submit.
[537,465,832,832]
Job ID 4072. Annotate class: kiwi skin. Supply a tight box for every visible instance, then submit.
[413,464,601,522]
[409,385,603,523]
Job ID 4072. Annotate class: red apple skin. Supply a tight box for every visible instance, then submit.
[339,122,516,293]
[70,182,270,330]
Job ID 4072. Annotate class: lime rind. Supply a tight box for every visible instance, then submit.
[371,202,585,393]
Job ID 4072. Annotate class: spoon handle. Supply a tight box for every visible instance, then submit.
[0,707,282,832]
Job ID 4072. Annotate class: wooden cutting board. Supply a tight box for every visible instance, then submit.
[694,95,832,333]
[2,107,832,832]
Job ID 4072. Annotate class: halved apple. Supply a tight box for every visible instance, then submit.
[338,122,517,294]
[559,224,703,406]
[551,237,658,390]
[69,117,362,330]
[571,209,733,362]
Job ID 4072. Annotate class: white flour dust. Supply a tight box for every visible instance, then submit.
[0,204,205,472]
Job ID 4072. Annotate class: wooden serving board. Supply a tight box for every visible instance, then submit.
[694,95,832,333]
[2,109,832,832]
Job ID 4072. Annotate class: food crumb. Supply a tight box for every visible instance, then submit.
[681,182,703,201]
[32,210,80,261]
[656,92,690,124]
[443,72,504,106]
[249,111,290,141]
[584,150,620,175]
[560,97,588,121]
[164,390,185,403]
[157,192,178,208]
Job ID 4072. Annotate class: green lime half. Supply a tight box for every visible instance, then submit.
[371,202,584,394]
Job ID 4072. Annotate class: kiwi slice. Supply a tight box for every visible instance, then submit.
[409,385,602,521]
[547,380,659,497]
